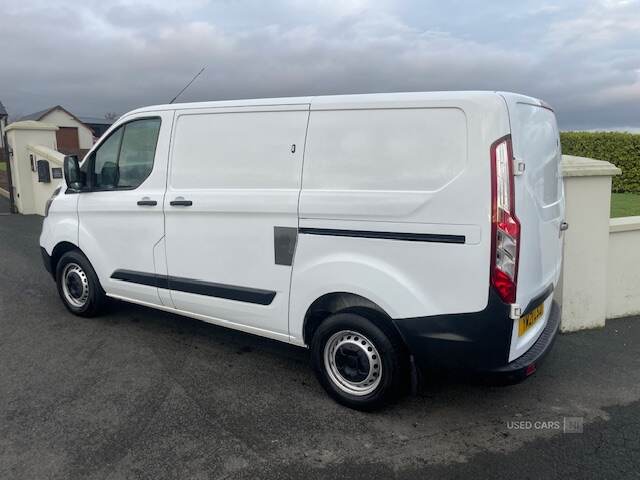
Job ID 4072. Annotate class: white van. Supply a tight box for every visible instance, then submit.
[41,92,565,410]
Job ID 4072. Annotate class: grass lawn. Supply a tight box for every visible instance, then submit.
[0,162,6,172]
[611,193,640,218]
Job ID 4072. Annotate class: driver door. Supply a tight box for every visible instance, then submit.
[77,112,173,306]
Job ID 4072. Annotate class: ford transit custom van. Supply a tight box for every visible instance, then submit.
[41,92,565,410]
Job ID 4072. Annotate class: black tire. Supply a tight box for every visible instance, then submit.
[55,250,106,317]
[311,312,409,411]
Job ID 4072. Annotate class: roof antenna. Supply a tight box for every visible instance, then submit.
[169,66,206,104]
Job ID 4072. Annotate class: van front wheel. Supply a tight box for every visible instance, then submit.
[311,312,408,410]
[55,250,106,317]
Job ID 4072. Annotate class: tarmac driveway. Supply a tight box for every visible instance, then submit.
[1,207,639,479]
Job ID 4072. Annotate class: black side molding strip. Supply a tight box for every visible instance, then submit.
[168,276,276,305]
[298,227,465,244]
[112,270,168,288]
[111,270,276,305]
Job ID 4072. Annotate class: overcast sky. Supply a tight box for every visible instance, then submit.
[1,0,639,130]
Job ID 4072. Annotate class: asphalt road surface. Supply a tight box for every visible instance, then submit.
[1,206,639,479]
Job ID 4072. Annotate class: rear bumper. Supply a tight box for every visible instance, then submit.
[392,287,559,381]
[483,300,560,382]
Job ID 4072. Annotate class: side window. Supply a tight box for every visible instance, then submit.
[91,118,161,190]
[93,127,123,189]
[117,119,161,188]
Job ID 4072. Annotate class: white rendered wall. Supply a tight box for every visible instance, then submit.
[5,121,58,214]
[606,217,640,319]
[558,155,622,332]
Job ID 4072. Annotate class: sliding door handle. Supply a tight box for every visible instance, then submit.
[137,198,157,206]
[170,198,193,207]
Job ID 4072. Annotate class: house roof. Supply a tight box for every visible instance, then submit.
[17,107,52,121]
[78,116,114,126]
[0,101,7,117]
[18,105,91,130]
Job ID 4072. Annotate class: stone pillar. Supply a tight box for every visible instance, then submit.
[5,121,58,214]
[559,155,621,332]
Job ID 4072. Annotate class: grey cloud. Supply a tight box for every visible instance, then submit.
[0,0,638,130]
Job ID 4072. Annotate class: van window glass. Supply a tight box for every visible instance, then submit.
[93,127,123,189]
[514,104,561,207]
[117,118,161,188]
[91,118,160,190]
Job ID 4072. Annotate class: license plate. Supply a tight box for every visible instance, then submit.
[518,303,544,336]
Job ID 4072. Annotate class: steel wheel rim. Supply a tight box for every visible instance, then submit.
[323,330,382,396]
[62,263,89,308]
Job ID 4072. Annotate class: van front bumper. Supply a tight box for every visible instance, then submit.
[41,247,54,277]
[392,288,560,382]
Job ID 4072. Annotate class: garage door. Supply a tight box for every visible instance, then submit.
[56,127,80,154]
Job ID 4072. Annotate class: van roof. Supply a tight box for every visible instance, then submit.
[126,91,543,116]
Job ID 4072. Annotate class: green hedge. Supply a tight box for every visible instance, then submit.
[560,132,640,193]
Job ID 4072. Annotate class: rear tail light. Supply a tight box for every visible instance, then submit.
[490,135,520,304]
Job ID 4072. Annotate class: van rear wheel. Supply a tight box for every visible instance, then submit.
[311,312,408,410]
[55,250,106,317]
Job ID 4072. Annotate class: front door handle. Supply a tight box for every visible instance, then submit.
[137,197,157,206]
[170,197,193,207]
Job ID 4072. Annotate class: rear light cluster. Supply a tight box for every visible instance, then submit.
[490,135,520,304]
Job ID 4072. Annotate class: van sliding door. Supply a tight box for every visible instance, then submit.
[163,105,310,340]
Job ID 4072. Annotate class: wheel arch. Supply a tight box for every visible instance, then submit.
[49,241,82,277]
[302,292,402,346]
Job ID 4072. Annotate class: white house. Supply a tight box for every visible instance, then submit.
[18,105,95,156]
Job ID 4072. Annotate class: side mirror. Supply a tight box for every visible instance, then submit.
[63,155,85,191]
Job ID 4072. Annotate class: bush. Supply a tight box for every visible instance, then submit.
[560,132,640,193]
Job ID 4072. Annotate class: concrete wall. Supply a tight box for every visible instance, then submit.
[558,155,640,332]
[607,217,640,319]
[26,145,65,215]
[42,109,94,150]
[560,164,615,331]
[5,121,58,214]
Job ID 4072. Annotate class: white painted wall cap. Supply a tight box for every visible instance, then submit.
[561,154,622,177]
[27,144,65,165]
[5,120,59,132]
[610,216,640,233]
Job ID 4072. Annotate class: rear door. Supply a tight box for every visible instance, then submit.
[163,105,309,340]
[501,93,565,361]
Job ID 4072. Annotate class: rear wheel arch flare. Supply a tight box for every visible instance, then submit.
[303,292,400,346]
